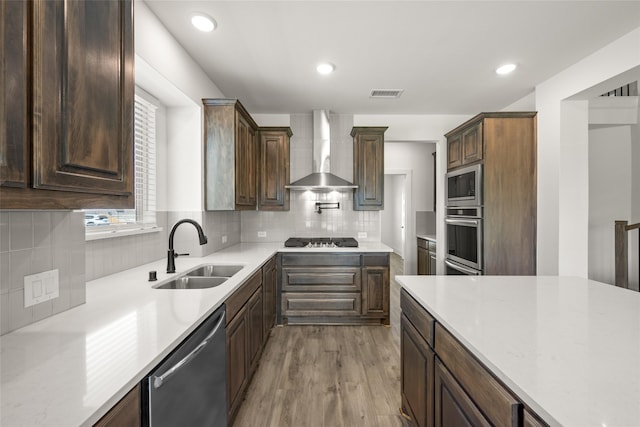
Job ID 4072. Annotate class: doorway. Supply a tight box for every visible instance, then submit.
[381,174,407,258]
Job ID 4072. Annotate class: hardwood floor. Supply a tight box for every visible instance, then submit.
[233,252,408,427]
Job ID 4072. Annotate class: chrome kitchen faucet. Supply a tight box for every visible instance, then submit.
[167,219,208,273]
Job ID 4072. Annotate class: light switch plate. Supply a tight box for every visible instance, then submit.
[358,232,368,239]
[24,269,59,308]
[257,231,267,238]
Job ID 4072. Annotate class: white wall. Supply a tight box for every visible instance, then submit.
[535,26,640,276]
[632,105,640,290]
[588,125,633,285]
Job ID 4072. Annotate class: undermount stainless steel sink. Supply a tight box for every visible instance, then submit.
[154,276,228,290]
[153,264,244,290]
[185,264,244,278]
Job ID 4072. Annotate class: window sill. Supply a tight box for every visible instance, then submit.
[85,226,163,241]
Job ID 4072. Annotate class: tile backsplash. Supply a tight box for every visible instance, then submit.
[1,211,86,335]
[241,191,380,242]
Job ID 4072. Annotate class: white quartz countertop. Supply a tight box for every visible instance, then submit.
[1,241,392,427]
[396,275,640,427]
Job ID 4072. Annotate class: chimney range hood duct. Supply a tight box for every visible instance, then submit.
[285,110,358,191]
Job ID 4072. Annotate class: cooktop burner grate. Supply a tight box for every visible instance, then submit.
[284,237,358,248]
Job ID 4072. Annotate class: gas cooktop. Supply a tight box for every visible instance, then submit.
[284,237,358,248]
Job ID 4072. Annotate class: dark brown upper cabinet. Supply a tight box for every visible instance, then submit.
[352,127,387,211]
[258,127,291,211]
[446,121,483,171]
[203,99,258,211]
[1,0,135,209]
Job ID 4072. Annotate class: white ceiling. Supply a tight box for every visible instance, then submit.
[144,0,640,115]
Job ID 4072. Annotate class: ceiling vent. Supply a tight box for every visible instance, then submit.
[370,89,404,98]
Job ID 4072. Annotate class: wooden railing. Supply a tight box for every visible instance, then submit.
[615,220,640,289]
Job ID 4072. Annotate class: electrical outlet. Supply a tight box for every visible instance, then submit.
[257,231,267,238]
[222,235,228,244]
[358,232,367,239]
[24,269,59,308]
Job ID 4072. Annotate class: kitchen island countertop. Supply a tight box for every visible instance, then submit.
[0,241,392,427]
[396,275,640,427]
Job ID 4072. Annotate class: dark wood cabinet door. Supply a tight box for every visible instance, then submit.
[462,122,483,165]
[262,257,277,339]
[428,251,437,275]
[447,133,462,170]
[259,128,291,211]
[401,314,434,427]
[32,0,134,197]
[94,384,140,427]
[235,112,257,209]
[434,359,491,427]
[226,305,249,419]
[362,266,389,318]
[352,127,386,210]
[1,0,29,189]
[418,246,429,275]
[247,287,264,371]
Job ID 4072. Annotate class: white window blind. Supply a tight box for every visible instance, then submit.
[134,93,157,225]
[84,90,158,234]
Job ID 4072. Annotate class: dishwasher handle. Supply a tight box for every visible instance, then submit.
[152,310,225,389]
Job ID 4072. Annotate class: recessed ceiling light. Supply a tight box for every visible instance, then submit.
[191,13,216,32]
[496,63,517,75]
[317,63,335,75]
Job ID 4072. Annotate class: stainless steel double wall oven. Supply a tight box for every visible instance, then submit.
[445,164,483,275]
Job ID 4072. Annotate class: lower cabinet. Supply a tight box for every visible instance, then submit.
[400,314,434,427]
[226,269,263,423]
[434,359,490,427]
[280,253,390,325]
[400,289,548,427]
[94,384,140,427]
[417,238,436,275]
[262,255,277,342]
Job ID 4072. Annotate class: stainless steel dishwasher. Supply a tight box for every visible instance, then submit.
[143,305,227,426]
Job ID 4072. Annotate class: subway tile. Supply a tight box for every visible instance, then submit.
[32,299,53,323]
[31,247,54,275]
[51,283,71,316]
[9,289,33,331]
[32,211,52,248]
[0,251,10,295]
[1,294,9,335]
[51,211,71,251]
[10,212,32,251]
[0,211,10,253]
[10,249,31,292]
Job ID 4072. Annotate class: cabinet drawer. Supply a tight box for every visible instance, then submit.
[428,241,436,252]
[362,253,389,266]
[282,292,361,316]
[281,253,360,267]
[282,267,361,292]
[226,269,262,324]
[401,290,435,347]
[435,323,520,427]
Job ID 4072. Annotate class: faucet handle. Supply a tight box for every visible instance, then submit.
[174,252,189,258]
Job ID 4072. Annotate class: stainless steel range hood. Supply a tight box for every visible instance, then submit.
[285,110,357,191]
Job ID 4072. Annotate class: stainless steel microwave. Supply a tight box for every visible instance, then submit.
[446,164,482,207]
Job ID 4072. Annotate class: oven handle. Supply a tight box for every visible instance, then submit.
[445,218,481,226]
[445,259,481,275]
[152,310,226,389]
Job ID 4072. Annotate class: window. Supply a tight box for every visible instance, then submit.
[85,89,159,235]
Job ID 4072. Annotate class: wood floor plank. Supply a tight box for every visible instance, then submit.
[232,253,409,427]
